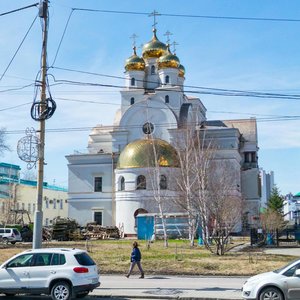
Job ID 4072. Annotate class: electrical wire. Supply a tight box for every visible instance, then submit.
[0,14,38,83]
[0,3,38,17]
[49,67,300,100]
[51,9,74,66]
[70,7,300,23]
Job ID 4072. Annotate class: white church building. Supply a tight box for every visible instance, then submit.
[66,28,261,235]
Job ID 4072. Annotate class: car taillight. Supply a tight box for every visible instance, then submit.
[73,267,89,273]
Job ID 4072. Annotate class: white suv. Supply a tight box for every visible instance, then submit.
[0,248,100,299]
[0,228,22,244]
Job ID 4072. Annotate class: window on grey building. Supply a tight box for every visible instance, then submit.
[22,203,25,210]
[94,211,103,225]
[94,177,103,192]
[137,175,146,190]
[151,65,155,74]
[131,77,135,86]
[120,176,125,191]
[130,97,135,105]
[60,199,63,209]
[165,75,170,84]
[28,203,31,213]
[45,199,49,209]
[53,199,56,209]
[160,175,167,190]
[165,95,169,104]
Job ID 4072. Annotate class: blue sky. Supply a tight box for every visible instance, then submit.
[0,0,299,195]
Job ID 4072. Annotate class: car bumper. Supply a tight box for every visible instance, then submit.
[73,282,100,294]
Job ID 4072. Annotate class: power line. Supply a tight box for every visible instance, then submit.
[0,3,38,17]
[5,114,300,136]
[0,14,38,82]
[49,66,300,100]
[70,7,300,23]
[49,76,300,101]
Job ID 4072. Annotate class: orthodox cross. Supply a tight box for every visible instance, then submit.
[149,10,160,30]
[130,33,138,48]
[172,41,179,53]
[164,31,173,44]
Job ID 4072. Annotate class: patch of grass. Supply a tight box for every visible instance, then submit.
[0,239,296,276]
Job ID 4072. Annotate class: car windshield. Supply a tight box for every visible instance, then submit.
[74,252,96,266]
[274,258,300,273]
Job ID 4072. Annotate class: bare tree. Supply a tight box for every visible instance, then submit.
[174,125,243,254]
[0,128,10,156]
[146,138,170,248]
[174,128,200,246]
[260,208,286,244]
[203,160,243,255]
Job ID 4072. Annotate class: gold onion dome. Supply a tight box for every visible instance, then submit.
[125,47,145,71]
[117,138,180,169]
[178,64,186,77]
[157,44,180,69]
[142,29,167,59]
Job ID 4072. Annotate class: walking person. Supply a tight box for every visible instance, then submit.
[126,241,144,278]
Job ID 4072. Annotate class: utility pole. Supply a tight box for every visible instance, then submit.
[33,0,48,249]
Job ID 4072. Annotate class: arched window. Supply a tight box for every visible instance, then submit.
[130,97,135,105]
[151,65,155,74]
[165,75,170,84]
[160,175,167,190]
[131,77,135,86]
[137,175,146,190]
[119,176,125,191]
[165,95,169,104]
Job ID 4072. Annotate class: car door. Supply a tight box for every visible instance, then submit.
[27,253,54,289]
[284,263,300,299]
[0,253,34,291]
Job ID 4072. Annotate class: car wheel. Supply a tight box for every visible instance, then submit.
[76,291,89,298]
[259,287,283,300]
[2,238,8,244]
[51,281,71,300]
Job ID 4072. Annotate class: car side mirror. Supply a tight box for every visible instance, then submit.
[295,269,300,277]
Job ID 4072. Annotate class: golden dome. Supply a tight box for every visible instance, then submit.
[157,45,180,69]
[117,138,179,169]
[125,47,145,71]
[142,29,167,59]
[178,64,186,77]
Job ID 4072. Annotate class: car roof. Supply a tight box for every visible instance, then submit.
[22,248,86,254]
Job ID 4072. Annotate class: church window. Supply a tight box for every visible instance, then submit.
[130,97,135,105]
[160,175,167,190]
[120,176,125,191]
[131,77,135,86]
[94,176,103,192]
[137,175,146,190]
[94,211,103,225]
[165,75,170,84]
[151,65,155,74]
[165,95,169,104]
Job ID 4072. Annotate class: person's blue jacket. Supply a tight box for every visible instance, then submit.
[131,247,141,262]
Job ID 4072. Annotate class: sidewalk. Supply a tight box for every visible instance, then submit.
[91,275,246,299]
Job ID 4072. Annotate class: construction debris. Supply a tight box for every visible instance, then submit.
[52,217,81,241]
[83,223,120,240]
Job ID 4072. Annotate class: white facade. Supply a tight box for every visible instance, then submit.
[66,28,261,234]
